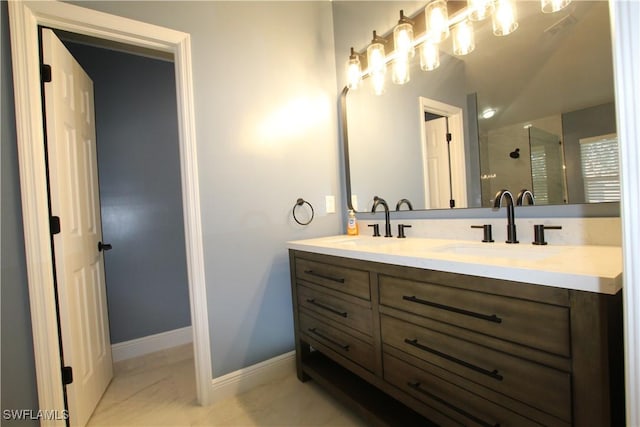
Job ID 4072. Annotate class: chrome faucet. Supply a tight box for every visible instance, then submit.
[494,189,518,243]
[516,189,535,206]
[371,196,392,237]
[395,198,414,211]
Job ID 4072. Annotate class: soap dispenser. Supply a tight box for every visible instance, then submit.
[347,210,359,235]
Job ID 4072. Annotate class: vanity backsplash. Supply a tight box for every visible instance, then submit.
[357,217,621,247]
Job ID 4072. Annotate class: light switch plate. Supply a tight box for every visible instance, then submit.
[325,195,336,214]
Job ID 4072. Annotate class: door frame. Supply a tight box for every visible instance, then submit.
[418,97,468,209]
[8,1,212,423]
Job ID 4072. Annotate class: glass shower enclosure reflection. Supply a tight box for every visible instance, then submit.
[480,124,567,206]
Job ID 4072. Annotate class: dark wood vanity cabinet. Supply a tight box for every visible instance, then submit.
[289,250,624,427]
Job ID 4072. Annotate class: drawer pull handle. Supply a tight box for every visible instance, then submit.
[304,270,345,283]
[407,382,500,427]
[402,295,502,324]
[306,299,348,318]
[308,328,350,351]
[404,338,503,381]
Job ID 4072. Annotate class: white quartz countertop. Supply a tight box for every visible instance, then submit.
[287,235,622,295]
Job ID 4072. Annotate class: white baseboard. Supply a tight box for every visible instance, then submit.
[209,351,296,404]
[111,326,193,362]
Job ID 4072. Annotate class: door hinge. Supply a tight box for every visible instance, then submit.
[50,216,61,235]
[41,64,52,83]
[446,132,452,142]
[62,366,73,385]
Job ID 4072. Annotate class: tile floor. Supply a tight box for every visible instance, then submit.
[87,345,367,426]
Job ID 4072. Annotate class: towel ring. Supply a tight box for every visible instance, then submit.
[293,198,314,226]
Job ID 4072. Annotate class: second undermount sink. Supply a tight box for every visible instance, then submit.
[431,242,563,261]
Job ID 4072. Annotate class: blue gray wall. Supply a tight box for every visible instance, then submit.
[62,42,191,344]
[1,1,40,423]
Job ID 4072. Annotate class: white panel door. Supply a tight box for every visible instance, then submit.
[424,117,451,209]
[42,28,113,427]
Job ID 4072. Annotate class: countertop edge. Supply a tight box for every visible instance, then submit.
[287,241,623,295]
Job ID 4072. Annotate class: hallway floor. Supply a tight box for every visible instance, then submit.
[87,345,367,426]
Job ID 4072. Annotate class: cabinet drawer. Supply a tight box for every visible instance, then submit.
[297,285,372,336]
[379,275,570,357]
[381,314,571,422]
[383,353,545,427]
[299,312,375,372]
[296,257,370,300]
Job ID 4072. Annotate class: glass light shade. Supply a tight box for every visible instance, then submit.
[366,40,386,77]
[541,0,571,13]
[346,48,361,90]
[492,0,518,36]
[371,71,386,95]
[425,0,450,43]
[452,20,475,56]
[468,0,494,21]
[392,58,410,85]
[393,22,415,59]
[420,41,440,71]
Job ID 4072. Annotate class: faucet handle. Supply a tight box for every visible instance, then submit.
[368,224,381,237]
[471,224,494,243]
[397,224,412,239]
[533,225,562,245]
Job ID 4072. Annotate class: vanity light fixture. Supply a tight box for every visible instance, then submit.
[468,0,495,21]
[420,40,440,71]
[346,47,362,90]
[367,31,387,95]
[344,1,558,94]
[425,0,450,43]
[452,19,475,55]
[541,0,572,13]
[493,0,519,36]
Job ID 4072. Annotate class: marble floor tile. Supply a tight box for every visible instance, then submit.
[87,345,366,427]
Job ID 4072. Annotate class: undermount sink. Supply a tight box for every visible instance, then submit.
[431,242,563,261]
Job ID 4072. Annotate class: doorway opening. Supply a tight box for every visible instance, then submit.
[43,29,195,424]
[8,1,212,421]
[418,97,468,209]
[59,32,193,358]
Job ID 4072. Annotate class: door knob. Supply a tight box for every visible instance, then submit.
[98,241,113,252]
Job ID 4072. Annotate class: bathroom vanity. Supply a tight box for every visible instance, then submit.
[288,236,623,427]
